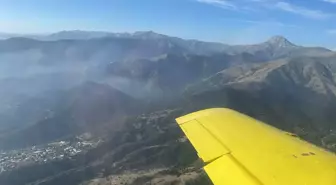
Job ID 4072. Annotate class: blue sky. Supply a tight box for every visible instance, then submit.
[1,0,336,48]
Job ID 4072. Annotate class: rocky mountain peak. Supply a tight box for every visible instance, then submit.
[132,31,167,39]
[266,36,296,48]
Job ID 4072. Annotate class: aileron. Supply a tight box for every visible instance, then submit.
[178,119,230,163]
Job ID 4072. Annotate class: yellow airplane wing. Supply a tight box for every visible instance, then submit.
[175,108,336,185]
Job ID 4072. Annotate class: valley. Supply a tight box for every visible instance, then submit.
[0,31,335,184]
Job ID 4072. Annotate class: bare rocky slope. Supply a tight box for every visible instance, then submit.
[186,56,336,149]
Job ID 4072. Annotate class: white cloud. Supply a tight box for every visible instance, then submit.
[196,0,237,10]
[323,0,336,4]
[275,2,331,19]
[224,18,300,28]
[195,0,333,20]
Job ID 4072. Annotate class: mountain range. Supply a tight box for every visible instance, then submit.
[0,31,332,58]
[0,30,336,184]
[187,57,336,141]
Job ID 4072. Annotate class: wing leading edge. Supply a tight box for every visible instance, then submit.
[176,108,336,185]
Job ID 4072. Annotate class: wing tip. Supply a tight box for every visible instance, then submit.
[176,108,237,125]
